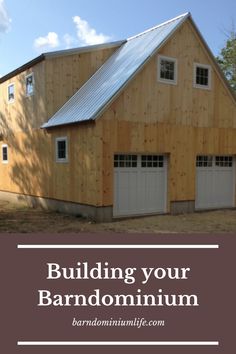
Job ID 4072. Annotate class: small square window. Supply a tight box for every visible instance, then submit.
[158,56,177,85]
[26,73,34,96]
[8,84,15,103]
[2,145,8,163]
[56,137,68,163]
[194,63,211,89]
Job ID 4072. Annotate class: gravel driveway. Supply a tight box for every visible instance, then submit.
[1,200,236,233]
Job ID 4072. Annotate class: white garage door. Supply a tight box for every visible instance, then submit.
[113,154,167,217]
[196,155,235,210]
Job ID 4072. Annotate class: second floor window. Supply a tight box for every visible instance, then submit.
[26,73,34,96]
[158,55,177,85]
[8,84,15,103]
[194,63,211,89]
[2,145,8,163]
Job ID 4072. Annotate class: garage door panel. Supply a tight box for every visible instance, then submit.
[139,171,165,213]
[139,171,156,211]
[196,156,234,210]
[147,170,165,212]
[196,169,215,209]
[213,170,234,208]
[114,170,139,215]
[114,155,167,217]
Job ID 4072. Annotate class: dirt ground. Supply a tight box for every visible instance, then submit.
[1,200,236,233]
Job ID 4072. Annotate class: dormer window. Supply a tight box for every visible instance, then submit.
[7,84,15,103]
[194,63,211,89]
[158,55,177,85]
[26,73,34,96]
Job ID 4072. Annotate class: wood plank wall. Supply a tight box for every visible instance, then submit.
[45,47,118,118]
[0,46,118,206]
[99,20,236,208]
[0,61,47,133]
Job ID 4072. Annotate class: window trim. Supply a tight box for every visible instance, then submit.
[2,144,8,164]
[25,73,34,97]
[55,137,68,163]
[157,55,178,85]
[7,83,15,103]
[193,63,211,90]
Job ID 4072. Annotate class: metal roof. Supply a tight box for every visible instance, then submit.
[42,13,190,129]
[43,40,125,59]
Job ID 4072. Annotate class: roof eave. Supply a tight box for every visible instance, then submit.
[41,118,94,130]
[0,54,45,83]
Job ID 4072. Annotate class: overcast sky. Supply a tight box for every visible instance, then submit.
[0,0,236,77]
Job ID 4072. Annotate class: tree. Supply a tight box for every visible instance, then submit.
[216,30,236,92]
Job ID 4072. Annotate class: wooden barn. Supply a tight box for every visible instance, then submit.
[0,12,236,221]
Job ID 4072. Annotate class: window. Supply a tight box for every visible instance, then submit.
[141,155,164,168]
[26,73,34,96]
[194,63,211,89]
[158,55,177,85]
[114,155,137,168]
[56,137,68,163]
[196,156,233,168]
[2,144,8,163]
[215,156,233,167]
[196,156,213,167]
[8,84,15,103]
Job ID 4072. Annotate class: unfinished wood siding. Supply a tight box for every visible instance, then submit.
[0,129,51,197]
[100,122,236,208]
[0,46,118,206]
[45,46,119,118]
[47,124,103,206]
[99,19,236,207]
[0,61,47,133]
[0,124,103,206]
[101,21,236,127]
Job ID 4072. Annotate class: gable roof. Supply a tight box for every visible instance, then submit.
[42,13,189,129]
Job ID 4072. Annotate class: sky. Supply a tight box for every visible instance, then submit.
[0,0,236,77]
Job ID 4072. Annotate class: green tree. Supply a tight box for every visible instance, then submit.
[216,30,236,92]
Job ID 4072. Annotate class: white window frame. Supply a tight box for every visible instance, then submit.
[157,55,178,85]
[2,144,8,164]
[193,63,211,90]
[25,73,34,97]
[7,83,15,103]
[55,137,68,163]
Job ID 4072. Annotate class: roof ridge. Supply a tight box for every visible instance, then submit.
[128,12,190,41]
[43,40,126,58]
[0,41,126,83]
